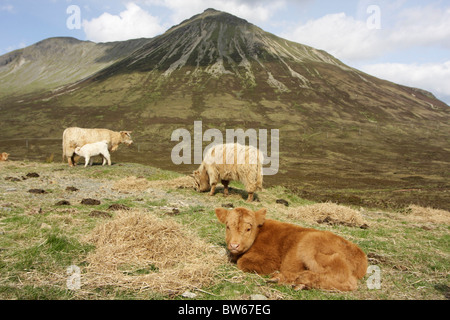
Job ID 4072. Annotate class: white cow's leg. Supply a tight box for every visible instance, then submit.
[105,153,111,166]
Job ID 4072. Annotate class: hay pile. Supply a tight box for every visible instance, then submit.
[146,176,195,190]
[112,176,151,192]
[401,205,450,224]
[83,210,225,294]
[285,202,368,228]
[112,176,194,192]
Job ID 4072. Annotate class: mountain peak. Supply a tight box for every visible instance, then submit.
[200,7,250,24]
[203,8,220,13]
[167,7,250,33]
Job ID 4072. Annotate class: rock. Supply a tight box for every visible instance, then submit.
[181,291,197,299]
[107,203,130,211]
[55,200,71,206]
[163,207,180,216]
[28,189,47,194]
[276,199,289,207]
[81,198,101,205]
[26,172,40,178]
[40,223,52,230]
[5,177,21,182]
[66,186,79,192]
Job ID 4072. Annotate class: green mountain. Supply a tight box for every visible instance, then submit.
[1,8,449,209]
[0,37,150,98]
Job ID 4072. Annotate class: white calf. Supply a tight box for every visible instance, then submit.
[74,141,111,167]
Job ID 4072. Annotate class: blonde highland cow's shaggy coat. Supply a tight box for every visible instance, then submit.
[193,143,264,202]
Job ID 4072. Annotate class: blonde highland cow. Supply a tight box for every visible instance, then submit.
[62,127,133,167]
[192,143,264,202]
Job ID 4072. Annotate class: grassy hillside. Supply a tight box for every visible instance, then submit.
[1,10,448,212]
[0,160,448,300]
[0,37,150,99]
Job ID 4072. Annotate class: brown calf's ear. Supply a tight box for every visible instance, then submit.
[254,208,267,227]
[215,208,228,224]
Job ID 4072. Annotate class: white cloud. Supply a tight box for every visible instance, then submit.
[361,61,450,104]
[144,0,286,25]
[280,3,450,105]
[388,6,450,49]
[282,12,384,61]
[282,4,450,62]
[82,2,166,42]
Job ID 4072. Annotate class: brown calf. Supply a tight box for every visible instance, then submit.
[216,207,368,291]
[0,152,9,161]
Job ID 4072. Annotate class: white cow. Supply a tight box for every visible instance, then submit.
[74,140,111,168]
[62,127,133,167]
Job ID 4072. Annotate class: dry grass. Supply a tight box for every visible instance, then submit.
[1,162,448,300]
[112,176,194,192]
[146,176,195,190]
[82,209,225,294]
[400,205,450,224]
[112,176,152,192]
[283,202,368,227]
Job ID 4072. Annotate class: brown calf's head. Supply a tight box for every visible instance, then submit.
[215,207,266,255]
[192,166,210,192]
[120,131,133,146]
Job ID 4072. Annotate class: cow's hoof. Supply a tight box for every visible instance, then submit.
[293,284,307,291]
[267,278,279,284]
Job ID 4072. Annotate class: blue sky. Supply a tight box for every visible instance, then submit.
[1,0,449,104]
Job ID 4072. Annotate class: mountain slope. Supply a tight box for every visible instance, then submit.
[0,9,449,210]
[0,37,150,98]
[76,8,448,124]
